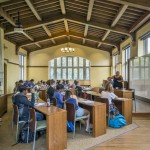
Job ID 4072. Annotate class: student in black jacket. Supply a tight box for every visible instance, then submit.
[47,80,56,101]
[13,86,44,121]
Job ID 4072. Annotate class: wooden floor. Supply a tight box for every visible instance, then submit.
[91,114,150,150]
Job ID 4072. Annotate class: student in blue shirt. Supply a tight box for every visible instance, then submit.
[54,84,64,108]
[65,90,90,132]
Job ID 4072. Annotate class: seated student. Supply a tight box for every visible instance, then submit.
[101,83,119,117]
[54,84,64,108]
[47,80,56,101]
[13,86,44,121]
[24,80,29,87]
[34,81,42,91]
[65,91,90,132]
[71,80,78,89]
[65,80,70,89]
[28,79,35,88]
[75,82,83,97]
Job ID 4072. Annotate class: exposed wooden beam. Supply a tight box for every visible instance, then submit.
[22,31,34,41]
[83,25,89,44]
[111,5,128,27]
[65,14,130,36]
[42,25,52,37]
[83,38,86,44]
[97,30,111,48]
[87,0,95,21]
[59,0,66,15]
[5,14,130,36]
[97,42,102,48]
[24,0,42,21]
[107,0,150,11]
[42,25,56,44]
[5,17,64,35]
[35,43,41,48]
[84,25,89,37]
[18,32,118,48]
[64,19,69,32]
[130,11,150,32]
[0,7,15,26]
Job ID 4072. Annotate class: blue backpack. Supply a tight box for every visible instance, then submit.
[109,114,126,128]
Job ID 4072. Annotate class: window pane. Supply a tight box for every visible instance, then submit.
[50,68,54,79]
[62,57,66,67]
[57,57,61,67]
[140,57,145,66]
[50,59,54,67]
[148,38,150,53]
[86,68,90,80]
[133,68,139,80]
[57,68,61,79]
[145,68,149,79]
[134,58,139,66]
[79,57,83,67]
[62,68,66,79]
[79,68,83,80]
[145,57,149,66]
[68,68,72,80]
[74,68,78,79]
[86,60,90,67]
[73,57,78,67]
[68,57,72,67]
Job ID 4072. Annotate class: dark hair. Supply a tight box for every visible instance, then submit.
[19,80,23,83]
[65,90,72,100]
[18,86,27,92]
[30,79,34,82]
[56,84,64,90]
[50,80,55,85]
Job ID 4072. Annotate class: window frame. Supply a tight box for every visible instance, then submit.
[19,54,25,80]
[49,56,90,80]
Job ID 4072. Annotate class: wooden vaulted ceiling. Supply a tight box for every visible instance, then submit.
[0,0,150,53]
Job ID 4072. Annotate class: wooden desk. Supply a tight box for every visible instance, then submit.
[35,100,67,150]
[78,98,106,137]
[95,97,132,125]
[114,89,133,99]
[0,95,7,117]
[85,91,101,100]
[114,98,132,125]
[39,90,47,102]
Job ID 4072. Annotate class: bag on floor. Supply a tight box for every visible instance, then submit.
[67,121,74,132]
[19,122,34,143]
[109,114,126,128]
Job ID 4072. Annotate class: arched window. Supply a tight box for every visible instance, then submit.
[49,56,90,80]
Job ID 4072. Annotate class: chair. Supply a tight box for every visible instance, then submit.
[66,103,90,138]
[27,108,46,150]
[12,104,25,142]
[95,97,111,125]
[52,97,57,106]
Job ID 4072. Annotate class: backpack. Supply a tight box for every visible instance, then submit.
[19,122,34,143]
[109,114,126,128]
[12,122,35,146]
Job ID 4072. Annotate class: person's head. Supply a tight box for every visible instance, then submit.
[18,86,28,95]
[50,80,55,87]
[19,80,24,85]
[56,84,64,92]
[116,71,120,76]
[30,79,34,83]
[105,82,114,93]
[107,77,112,81]
[66,80,69,84]
[74,80,78,85]
[65,90,72,100]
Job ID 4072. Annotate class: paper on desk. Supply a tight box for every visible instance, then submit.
[34,103,46,107]
[82,100,94,104]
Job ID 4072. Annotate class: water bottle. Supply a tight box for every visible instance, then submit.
[47,98,50,107]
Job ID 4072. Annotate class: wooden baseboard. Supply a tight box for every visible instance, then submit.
[132,112,150,118]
